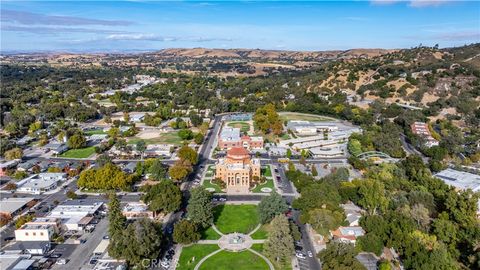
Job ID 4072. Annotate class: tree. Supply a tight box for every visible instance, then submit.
[178,129,194,140]
[96,154,112,167]
[286,148,292,159]
[357,233,383,256]
[264,215,294,266]
[121,218,163,268]
[194,132,204,144]
[148,159,167,180]
[169,160,192,182]
[4,148,23,160]
[253,103,283,135]
[290,220,302,241]
[15,214,34,229]
[142,180,182,213]
[318,242,366,270]
[66,190,78,199]
[108,127,120,138]
[173,219,200,244]
[78,163,135,190]
[178,145,198,165]
[67,133,86,149]
[187,187,213,228]
[311,164,318,177]
[199,122,209,135]
[258,192,288,224]
[123,112,130,122]
[189,113,203,127]
[357,179,388,215]
[307,208,344,237]
[135,140,147,159]
[108,192,127,259]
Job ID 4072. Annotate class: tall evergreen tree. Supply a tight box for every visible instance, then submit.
[264,215,294,266]
[258,192,288,224]
[107,192,127,258]
[187,187,213,228]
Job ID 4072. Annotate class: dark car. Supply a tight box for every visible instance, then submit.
[4,236,14,242]
[89,259,98,265]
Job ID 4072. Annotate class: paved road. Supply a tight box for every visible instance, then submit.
[400,133,428,163]
[293,210,322,270]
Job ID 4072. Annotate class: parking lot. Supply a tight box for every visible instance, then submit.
[51,217,109,270]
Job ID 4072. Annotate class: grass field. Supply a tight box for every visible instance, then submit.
[198,250,269,270]
[177,244,219,270]
[227,121,251,133]
[279,112,336,122]
[261,166,272,177]
[251,179,274,193]
[250,225,269,240]
[202,179,223,193]
[213,204,259,234]
[127,131,185,146]
[59,147,96,158]
[84,129,107,135]
[200,226,221,240]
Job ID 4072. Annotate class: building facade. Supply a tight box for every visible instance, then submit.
[217,127,263,150]
[215,147,260,193]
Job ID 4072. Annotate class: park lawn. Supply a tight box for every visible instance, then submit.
[200,226,221,240]
[202,179,223,193]
[59,147,96,158]
[213,204,259,234]
[127,131,185,146]
[250,244,292,270]
[250,244,264,253]
[226,121,251,133]
[261,166,272,177]
[279,112,336,122]
[177,244,219,270]
[199,250,269,270]
[84,129,107,135]
[251,179,274,193]
[250,224,269,240]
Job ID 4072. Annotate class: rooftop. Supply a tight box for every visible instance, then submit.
[0,197,34,214]
[123,202,149,212]
[219,127,241,141]
[434,168,480,192]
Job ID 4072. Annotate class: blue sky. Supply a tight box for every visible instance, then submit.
[1,1,479,52]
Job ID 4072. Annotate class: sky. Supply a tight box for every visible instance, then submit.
[1,0,479,52]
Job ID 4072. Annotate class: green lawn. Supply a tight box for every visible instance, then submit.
[127,131,185,146]
[261,166,272,177]
[250,224,269,240]
[250,243,264,253]
[202,179,223,193]
[251,179,274,193]
[200,226,221,240]
[59,147,96,158]
[213,204,259,234]
[279,112,336,122]
[227,121,251,133]
[199,250,269,270]
[177,244,219,270]
[84,129,107,135]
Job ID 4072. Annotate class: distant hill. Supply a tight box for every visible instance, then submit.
[150,48,395,60]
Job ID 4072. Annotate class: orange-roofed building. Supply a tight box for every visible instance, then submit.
[215,147,261,193]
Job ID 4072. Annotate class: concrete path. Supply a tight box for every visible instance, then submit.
[211,224,224,236]
[248,248,275,270]
[248,223,262,236]
[197,240,220,244]
[251,240,266,244]
[193,248,223,270]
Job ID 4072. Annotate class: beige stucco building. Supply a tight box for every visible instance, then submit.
[215,147,261,193]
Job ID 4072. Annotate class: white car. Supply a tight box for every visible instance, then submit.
[296,253,306,259]
[307,251,313,257]
[160,260,170,268]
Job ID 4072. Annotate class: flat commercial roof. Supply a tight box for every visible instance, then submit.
[0,197,34,214]
[220,127,240,141]
[434,169,480,192]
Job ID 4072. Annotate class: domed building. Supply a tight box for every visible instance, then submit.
[215,147,261,193]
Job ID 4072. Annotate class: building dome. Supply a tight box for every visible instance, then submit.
[226,147,249,160]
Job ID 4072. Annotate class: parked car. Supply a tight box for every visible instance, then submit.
[50,253,62,258]
[296,253,306,259]
[307,251,313,257]
[56,259,68,265]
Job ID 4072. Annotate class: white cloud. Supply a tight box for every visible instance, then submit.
[370,0,455,7]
